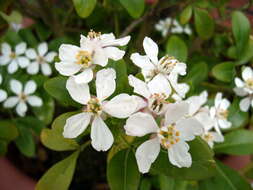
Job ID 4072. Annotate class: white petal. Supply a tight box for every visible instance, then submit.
[25,49,37,59]
[220,99,230,110]
[3,97,19,108]
[44,52,57,62]
[103,93,139,118]
[172,62,186,76]
[63,112,92,138]
[239,97,251,112]
[93,47,108,67]
[242,67,253,81]
[66,77,90,105]
[235,77,245,88]
[0,89,7,102]
[187,91,208,116]
[233,87,248,96]
[15,42,26,55]
[165,102,189,125]
[214,93,222,108]
[143,37,158,64]
[38,42,48,56]
[16,101,27,117]
[91,116,114,151]
[100,33,115,44]
[148,74,171,97]
[73,68,93,84]
[96,68,116,101]
[55,61,82,76]
[168,141,192,168]
[8,60,18,74]
[59,44,80,62]
[24,80,36,95]
[218,119,231,129]
[128,75,150,99]
[0,74,2,85]
[27,95,42,106]
[130,53,155,70]
[136,138,160,173]
[0,55,10,65]
[168,74,189,98]
[41,63,52,76]
[104,47,125,61]
[195,111,214,131]
[124,112,159,137]
[102,35,130,47]
[211,132,224,143]
[10,79,22,95]
[27,61,39,75]
[1,43,11,55]
[176,118,203,141]
[17,56,30,68]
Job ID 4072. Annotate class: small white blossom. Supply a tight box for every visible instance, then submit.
[63,68,141,151]
[234,66,253,112]
[201,130,224,148]
[155,18,192,37]
[3,79,42,116]
[55,31,130,84]
[210,93,231,134]
[25,42,57,76]
[130,37,189,99]
[124,102,203,173]
[0,42,30,73]
[0,74,7,102]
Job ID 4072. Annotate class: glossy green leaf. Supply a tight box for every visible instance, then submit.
[0,120,18,141]
[107,149,140,190]
[199,161,251,190]
[194,8,214,40]
[180,5,192,25]
[119,0,145,18]
[72,0,97,18]
[151,137,216,180]
[236,38,253,65]
[41,112,79,151]
[212,62,235,82]
[36,150,80,190]
[166,35,188,62]
[44,76,80,107]
[214,130,253,155]
[232,11,250,58]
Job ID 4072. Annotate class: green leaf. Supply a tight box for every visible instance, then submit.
[0,120,18,141]
[119,0,145,18]
[236,38,253,65]
[0,10,22,23]
[232,11,250,59]
[214,129,253,155]
[35,21,52,41]
[194,8,214,40]
[228,98,249,130]
[166,35,188,62]
[151,137,216,180]
[180,5,192,25]
[139,178,151,190]
[0,140,7,156]
[159,175,187,190]
[199,161,251,190]
[44,76,80,107]
[212,62,235,82]
[36,150,80,190]
[72,0,97,18]
[15,125,36,157]
[18,28,38,47]
[107,149,140,190]
[41,112,80,151]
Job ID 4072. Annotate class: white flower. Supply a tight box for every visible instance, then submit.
[25,42,56,76]
[0,74,7,102]
[130,37,189,99]
[124,102,203,173]
[201,130,224,148]
[55,31,130,84]
[234,66,253,112]
[3,79,42,116]
[155,18,192,37]
[63,68,141,151]
[0,42,30,73]
[210,93,231,134]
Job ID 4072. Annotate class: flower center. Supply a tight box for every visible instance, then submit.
[37,56,44,64]
[246,78,253,90]
[86,98,102,114]
[157,125,180,149]
[158,55,178,74]
[202,132,213,142]
[217,109,228,119]
[19,93,27,101]
[9,52,16,59]
[148,93,167,114]
[76,50,92,67]
[88,30,101,39]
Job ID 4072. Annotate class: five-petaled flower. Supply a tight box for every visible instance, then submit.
[234,66,253,112]
[124,102,203,173]
[0,74,7,102]
[3,79,42,116]
[55,31,130,84]
[63,68,141,151]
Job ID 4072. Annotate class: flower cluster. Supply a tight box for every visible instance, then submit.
[56,31,230,174]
